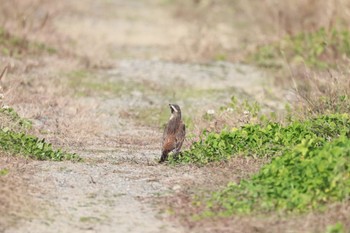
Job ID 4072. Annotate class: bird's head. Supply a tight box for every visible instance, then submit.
[169,104,181,117]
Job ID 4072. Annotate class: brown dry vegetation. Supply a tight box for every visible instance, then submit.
[0,155,39,231]
[169,0,350,61]
[290,70,350,115]
[165,200,350,233]
[0,1,112,229]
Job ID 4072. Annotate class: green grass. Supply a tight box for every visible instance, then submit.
[67,69,144,97]
[0,168,9,176]
[326,222,346,233]
[0,128,80,161]
[79,216,101,223]
[250,28,350,69]
[172,114,350,164]
[205,135,350,215]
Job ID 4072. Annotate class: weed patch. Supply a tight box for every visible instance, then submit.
[205,135,350,215]
[0,107,32,132]
[251,28,350,69]
[0,168,9,176]
[172,114,350,164]
[291,72,350,116]
[326,222,346,233]
[0,128,80,161]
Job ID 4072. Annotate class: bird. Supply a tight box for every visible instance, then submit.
[160,104,186,163]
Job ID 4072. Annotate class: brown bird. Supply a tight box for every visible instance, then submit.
[160,104,186,163]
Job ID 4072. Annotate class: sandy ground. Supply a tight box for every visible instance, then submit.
[0,1,289,232]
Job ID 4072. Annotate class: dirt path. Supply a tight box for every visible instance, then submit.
[3,1,286,232]
[8,62,272,233]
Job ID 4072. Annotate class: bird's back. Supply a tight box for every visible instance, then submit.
[162,120,177,153]
[161,119,185,156]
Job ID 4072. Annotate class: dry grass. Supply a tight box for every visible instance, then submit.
[230,0,350,38]
[0,0,104,148]
[0,59,110,153]
[165,200,350,233]
[169,0,350,62]
[0,2,69,229]
[0,155,38,232]
[0,2,117,228]
[0,64,8,106]
[0,0,63,42]
[7,65,109,148]
[281,68,350,116]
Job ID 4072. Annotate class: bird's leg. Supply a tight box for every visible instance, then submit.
[172,149,181,160]
[159,151,168,163]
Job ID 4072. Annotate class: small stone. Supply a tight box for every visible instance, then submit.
[207,109,215,115]
[172,185,181,191]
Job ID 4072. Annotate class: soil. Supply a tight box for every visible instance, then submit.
[0,1,294,233]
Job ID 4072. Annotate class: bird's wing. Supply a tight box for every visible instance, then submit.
[175,122,186,152]
[162,123,175,154]
[162,123,169,147]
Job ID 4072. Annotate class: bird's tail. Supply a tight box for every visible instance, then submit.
[159,151,168,163]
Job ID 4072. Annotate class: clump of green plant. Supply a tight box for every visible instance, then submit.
[0,27,56,57]
[326,222,346,233]
[251,28,350,69]
[0,168,9,176]
[205,135,350,215]
[0,107,32,131]
[171,114,350,164]
[0,127,80,161]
